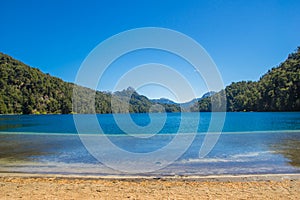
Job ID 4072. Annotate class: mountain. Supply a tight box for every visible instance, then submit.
[0,52,180,114]
[179,92,215,111]
[151,92,216,107]
[191,47,300,112]
[201,91,216,98]
[111,87,178,113]
[150,98,178,105]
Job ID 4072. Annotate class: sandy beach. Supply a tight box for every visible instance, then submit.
[1,174,300,200]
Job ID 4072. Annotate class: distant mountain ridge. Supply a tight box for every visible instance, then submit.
[179,92,216,111]
[150,91,216,106]
[150,98,178,105]
[149,91,216,111]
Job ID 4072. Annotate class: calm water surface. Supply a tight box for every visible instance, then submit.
[0,112,299,176]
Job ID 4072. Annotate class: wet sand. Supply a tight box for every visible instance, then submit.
[1,174,300,199]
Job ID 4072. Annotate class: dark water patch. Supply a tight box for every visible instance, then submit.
[271,133,300,167]
[0,134,53,162]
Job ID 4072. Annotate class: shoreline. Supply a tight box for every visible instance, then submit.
[1,172,300,182]
[1,173,300,199]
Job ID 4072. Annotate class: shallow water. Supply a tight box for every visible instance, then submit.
[0,112,300,176]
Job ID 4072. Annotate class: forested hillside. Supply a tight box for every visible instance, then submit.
[0,53,72,114]
[0,53,180,114]
[1,47,299,114]
[191,47,300,112]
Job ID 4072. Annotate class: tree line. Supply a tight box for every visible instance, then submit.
[191,47,300,112]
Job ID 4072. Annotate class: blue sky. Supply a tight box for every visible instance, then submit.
[1,0,300,102]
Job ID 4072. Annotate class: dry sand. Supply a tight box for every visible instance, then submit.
[1,174,300,200]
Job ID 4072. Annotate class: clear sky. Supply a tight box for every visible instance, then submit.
[1,0,300,102]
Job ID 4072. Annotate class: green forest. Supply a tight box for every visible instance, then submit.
[191,47,300,112]
[0,47,299,114]
[0,53,180,114]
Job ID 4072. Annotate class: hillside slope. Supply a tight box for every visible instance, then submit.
[192,47,300,112]
[0,53,180,114]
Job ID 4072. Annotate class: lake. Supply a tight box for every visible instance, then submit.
[0,112,300,176]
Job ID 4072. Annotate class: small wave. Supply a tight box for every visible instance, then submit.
[231,151,276,158]
[181,158,232,163]
[0,161,116,175]
[181,151,276,164]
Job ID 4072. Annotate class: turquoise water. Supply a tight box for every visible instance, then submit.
[0,112,300,176]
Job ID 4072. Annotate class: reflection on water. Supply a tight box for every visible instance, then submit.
[0,124,30,131]
[0,116,35,132]
[272,136,300,167]
[0,134,97,165]
[0,134,51,162]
